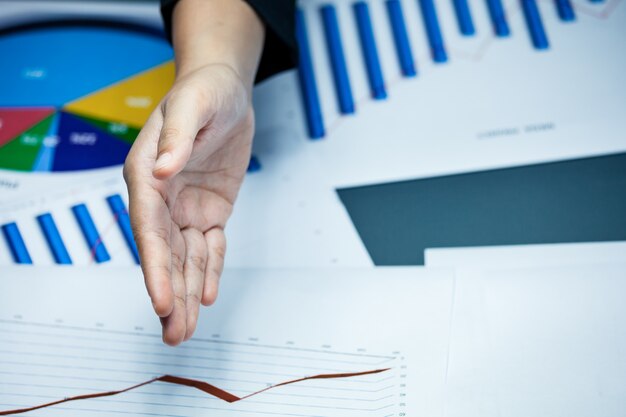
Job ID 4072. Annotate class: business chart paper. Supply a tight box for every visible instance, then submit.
[0,1,164,204]
[228,104,373,267]
[0,147,372,268]
[0,175,135,266]
[299,0,626,186]
[425,241,626,267]
[445,262,626,417]
[0,266,454,416]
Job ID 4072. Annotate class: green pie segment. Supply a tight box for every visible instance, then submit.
[0,115,54,171]
[0,110,142,172]
[73,113,140,145]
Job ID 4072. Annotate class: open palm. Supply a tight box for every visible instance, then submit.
[124,64,254,345]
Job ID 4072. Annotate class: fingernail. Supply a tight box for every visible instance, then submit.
[154,152,172,171]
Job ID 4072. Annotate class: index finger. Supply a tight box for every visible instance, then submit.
[124,110,174,318]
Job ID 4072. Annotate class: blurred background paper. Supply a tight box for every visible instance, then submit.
[425,241,626,267]
[445,262,626,417]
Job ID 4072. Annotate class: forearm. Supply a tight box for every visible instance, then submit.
[171,0,265,91]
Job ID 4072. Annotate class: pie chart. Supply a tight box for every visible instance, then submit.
[0,21,174,172]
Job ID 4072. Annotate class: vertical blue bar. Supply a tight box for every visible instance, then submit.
[452,0,476,35]
[555,0,575,21]
[353,1,387,99]
[296,8,325,139]
[522,0,549,49]
[417,0,448,63]
[385,0,417,77]
[71,203,111,263]
[106,194,140,265]
[36,213,72,264]
[320,5,355,114]
[1,222,33,264]
[485,0,511,37]
[247,155,261,172]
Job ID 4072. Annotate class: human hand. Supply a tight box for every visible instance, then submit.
[124,63,254,345]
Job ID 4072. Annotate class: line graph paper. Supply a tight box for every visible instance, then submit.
[0,320,404,416]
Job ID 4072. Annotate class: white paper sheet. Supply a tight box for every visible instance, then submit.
[0,147,373,267]
[445,262,626,417]
[0,266,454,416]
[3,0,624,268]
[0,173,135,266]
[425,241,626,267]
[299,0,626,187]
[0,1,162,206]
[230,87,373,267]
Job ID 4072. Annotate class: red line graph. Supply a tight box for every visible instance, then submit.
[0,368,390,415]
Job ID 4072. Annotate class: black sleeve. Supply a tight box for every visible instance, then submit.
[160,0,297,83]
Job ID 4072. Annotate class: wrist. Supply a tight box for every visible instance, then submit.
[171,0,265,90]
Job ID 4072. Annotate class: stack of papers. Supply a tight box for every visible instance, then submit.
[1,242,625,416]
[0,0,625,415]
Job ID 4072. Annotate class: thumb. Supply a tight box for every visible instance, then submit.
[152,92,203,179]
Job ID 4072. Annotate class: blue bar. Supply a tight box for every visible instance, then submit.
[353,2,387,99]
[452,0,476,35]
[107,194,139,265]
[1,222,32,264]
[36,213,72,264]
[296,9,325,139]
[485,0,511,37]
[71,203,111,263]
[106,195,140,265]
[555,0,576,21]
[522,0,549,49]
[417,0,448,63]
[320,5,355,114]
[247,155,262,172]
[385,0,417,77]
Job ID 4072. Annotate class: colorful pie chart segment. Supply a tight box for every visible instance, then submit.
[0,114,54,171]
[0,107,55,147]
[0,22,174,173]
[74,114,141,145]
[0,25,173,108]
[52,112,133,172]
[64,61,175,129]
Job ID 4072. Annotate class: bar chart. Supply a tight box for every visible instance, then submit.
[0,178,138,266]
[304,0,626,187]
[1,0,624,266]
[0,143,373,268]
[295,0,599,138]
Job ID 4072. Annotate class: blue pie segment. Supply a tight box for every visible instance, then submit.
[51,112,131,172]
[0,25,172,108]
